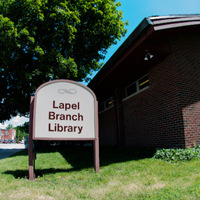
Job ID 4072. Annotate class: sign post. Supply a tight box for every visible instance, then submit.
[29,79,99,180]
[29,96,35,180]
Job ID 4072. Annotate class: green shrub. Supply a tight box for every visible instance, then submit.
[153,146,200,162]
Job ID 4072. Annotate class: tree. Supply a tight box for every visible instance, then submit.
[0,0,128,122]
[6,124,13,129]
[14,122,29,141]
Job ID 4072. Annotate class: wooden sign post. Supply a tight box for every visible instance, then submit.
[29,80,99,180]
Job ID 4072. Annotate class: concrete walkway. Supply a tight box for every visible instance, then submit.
[0,143,25,160]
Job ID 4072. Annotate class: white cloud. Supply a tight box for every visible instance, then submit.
[0,116,29,129]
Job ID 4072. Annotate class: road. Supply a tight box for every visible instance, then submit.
[0,143,25,160]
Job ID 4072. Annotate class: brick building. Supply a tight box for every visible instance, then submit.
[0,129,16,141]
[89,15,200,148]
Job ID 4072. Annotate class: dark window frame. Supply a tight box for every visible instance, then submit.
[99,97,114,112]
[125,74,149,98]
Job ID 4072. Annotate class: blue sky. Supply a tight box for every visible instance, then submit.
[1,0,200,129]
[104,0,200,63]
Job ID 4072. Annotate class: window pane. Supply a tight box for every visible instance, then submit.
[105,98,113,109]
[99,97,113,111]
[126,82,137,96]
[139,75,149,90]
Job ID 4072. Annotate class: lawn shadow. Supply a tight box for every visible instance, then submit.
[3,168,75,179]
[2,145,156,179]
[2,149,77,179]
[57,145,156,171]
[0,149,26,160]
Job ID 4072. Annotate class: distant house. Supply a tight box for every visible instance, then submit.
[89,15,200,148]
[0,129,16,141]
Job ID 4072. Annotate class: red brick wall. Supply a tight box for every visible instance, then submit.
[98,32,200,148]
[123,54,185,148]
[122,33,200,148]
[172,33,200,147]
[99,107,117,146]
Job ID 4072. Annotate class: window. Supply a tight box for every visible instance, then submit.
[126,82,137,97]
[125,74,149,97]
[139,75,149,90]
[105,98,113,109]
[99,97,114,112]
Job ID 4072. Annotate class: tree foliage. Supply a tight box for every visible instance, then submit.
[0,0,127,122]
[14,122,29,141]
[6,124,13,129]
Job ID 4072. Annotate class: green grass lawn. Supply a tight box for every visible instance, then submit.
[0,146,200,200]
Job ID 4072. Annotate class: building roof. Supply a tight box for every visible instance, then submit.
[149,14,200,30]
[88,14,200,91]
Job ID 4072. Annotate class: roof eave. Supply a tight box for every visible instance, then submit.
[88,14,200,89]
[88,17,153,88]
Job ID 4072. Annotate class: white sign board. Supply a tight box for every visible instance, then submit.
[33,80,98,140]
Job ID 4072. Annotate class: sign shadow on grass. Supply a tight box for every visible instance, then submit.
[58,145,155,171]
[2,145,155,179]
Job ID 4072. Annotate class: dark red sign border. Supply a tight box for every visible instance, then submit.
[29,80,99,180]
